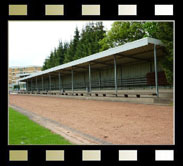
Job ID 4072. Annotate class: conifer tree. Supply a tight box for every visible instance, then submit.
[64,27,80,63]
[74,22,106,60]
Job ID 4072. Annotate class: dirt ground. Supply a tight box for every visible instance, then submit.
[9,95,173,145]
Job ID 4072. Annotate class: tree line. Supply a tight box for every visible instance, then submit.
[42,21,173,84]
[42,22,105,70]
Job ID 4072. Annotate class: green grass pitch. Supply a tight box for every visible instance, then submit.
[9,107,72,145]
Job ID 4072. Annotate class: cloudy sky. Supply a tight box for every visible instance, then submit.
[9,21,114,67]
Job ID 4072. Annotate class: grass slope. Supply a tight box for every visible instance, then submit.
[9,107,72,145]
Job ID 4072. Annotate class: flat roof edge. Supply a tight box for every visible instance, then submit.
[147,37,164,46]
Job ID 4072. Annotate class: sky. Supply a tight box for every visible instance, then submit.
[9,21,114,67]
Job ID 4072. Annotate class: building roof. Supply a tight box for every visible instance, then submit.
[18,37,164,82]
[9,65,41,69]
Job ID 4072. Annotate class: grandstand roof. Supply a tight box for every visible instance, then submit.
[19,37,164,81]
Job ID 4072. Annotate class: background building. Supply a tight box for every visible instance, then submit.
[9,66,41,91]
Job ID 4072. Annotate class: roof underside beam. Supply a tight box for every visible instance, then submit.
[91,61,112,67]
[117,54,151,62]
[72,66,88,70]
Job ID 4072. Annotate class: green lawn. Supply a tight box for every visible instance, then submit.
[9,107,72,145]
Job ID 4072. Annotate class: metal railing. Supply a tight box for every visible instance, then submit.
[26,75,170,92]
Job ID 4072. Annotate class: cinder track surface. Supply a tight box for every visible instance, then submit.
[9,95,173,145]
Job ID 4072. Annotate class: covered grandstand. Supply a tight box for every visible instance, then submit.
[17,37,172,99]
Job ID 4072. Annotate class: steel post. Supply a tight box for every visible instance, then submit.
[31,79,32,91]
[99,71,101,90]
[42,76,44,91]
[58,72,61,91]
[71,68,74,93]
[49,75,51,90]
[114,55,118,95]
[25,81,27,91]
[89,63,91,92]
[154,44,159,97]
[36,77,38,91]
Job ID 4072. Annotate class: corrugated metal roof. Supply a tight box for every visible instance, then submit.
[18,37,164,81]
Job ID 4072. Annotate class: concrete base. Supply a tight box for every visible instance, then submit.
[16,93,172,105]
[18,88,173,105]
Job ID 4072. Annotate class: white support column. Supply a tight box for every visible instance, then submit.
[36,77,38,91]
[31,79,32,91]
[114,55,118,96]
[99,71,101,90]
[49,75,51,90]
[42,76,44,91]
[71,68,74,93]
[58,72,61,91]
[25,81,27,91]
[89,63,91,92]
[28,80,30,91]
[25,81,26,91]
[154,44,159,97]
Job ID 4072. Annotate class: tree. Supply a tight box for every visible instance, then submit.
[143,22,173,84]
[56,41,68,65]
[99,22,146,51]
[42,22,106,70]
[64,27,80,63]
[74,22,106,60]
[42,41,69,70]
[99,21,173,84]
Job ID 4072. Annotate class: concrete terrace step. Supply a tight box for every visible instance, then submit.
[21,90,172,98]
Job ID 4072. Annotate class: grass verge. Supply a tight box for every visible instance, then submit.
[9,107,72,145]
